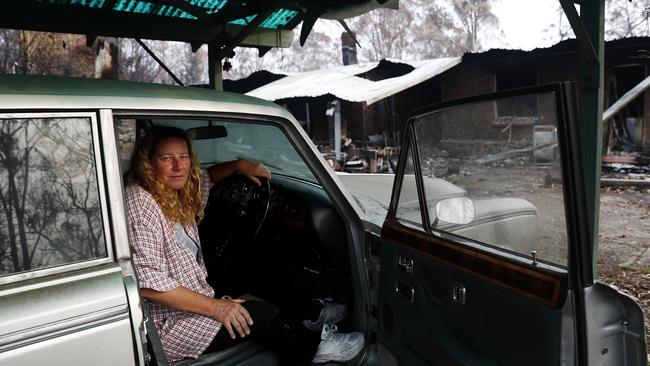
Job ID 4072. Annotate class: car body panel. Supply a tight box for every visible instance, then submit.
[585,283,647,365]
[0,107,142,365]
[0,74,371,365]
[339,174,539,253]
[378,226,565,365]
[0,75,645,366]
[0,264,136,366]
[376,83,647,365]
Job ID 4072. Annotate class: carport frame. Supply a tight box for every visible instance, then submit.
[559,0,604,281]
[0,1,616,364]
[0,1,396,89]
[559,2,605,365]
[0,0,606,279]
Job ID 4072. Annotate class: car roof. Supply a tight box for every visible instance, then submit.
[0,74,293,120]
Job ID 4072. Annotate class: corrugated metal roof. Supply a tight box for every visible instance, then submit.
[1,1,396,47]
[246,57,461,105]
[463,37,650,61]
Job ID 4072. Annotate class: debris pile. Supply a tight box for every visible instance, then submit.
[601,153,650,187]
[321,139,399,174]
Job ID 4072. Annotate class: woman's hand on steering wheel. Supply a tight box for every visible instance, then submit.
[211,298,254,339]
[237,158,271,186]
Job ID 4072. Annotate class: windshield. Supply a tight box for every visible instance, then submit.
[153,119,317,184]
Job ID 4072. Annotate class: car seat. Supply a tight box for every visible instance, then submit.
[142,301,279,366]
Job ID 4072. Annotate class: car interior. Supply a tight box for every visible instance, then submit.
[116,117,358,365]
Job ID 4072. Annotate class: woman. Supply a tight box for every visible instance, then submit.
[124,126,363,364]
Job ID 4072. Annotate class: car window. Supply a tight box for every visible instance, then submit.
[116,118,136,173]
[411,91,568,266]
[151,119,318,184]
[0,116,107,276]
[395,145,423,226]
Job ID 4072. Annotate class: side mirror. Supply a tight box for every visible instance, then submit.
[435,197,475,225]
[187,126,227,140]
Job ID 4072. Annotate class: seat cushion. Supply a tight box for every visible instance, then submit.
[173,340,279,366]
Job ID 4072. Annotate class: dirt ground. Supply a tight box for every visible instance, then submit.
[597,186,650,352]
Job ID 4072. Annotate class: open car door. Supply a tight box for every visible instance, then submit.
[376,83,647,365]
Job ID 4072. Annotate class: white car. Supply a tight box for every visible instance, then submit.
[338,173,539,255]
[0,75,645,365]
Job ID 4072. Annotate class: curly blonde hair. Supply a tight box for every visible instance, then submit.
[126,126,204,225]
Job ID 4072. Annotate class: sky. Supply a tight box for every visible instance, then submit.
[311,0,569,54]
[230,0,576,78]
[486,0,565,51]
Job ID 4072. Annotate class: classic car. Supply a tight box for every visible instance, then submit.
[0,75,646,366]
[337,173,539,255]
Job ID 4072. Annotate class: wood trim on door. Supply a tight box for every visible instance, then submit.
[382,220,566,308]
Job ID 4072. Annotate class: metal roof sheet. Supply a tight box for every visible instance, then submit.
[246,57,461,105]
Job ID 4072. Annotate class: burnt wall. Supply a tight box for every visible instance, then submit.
[441,40,650,151]
[440,51,598,146]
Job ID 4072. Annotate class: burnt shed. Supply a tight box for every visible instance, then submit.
[443,37,650,153]
[232,37,650,158]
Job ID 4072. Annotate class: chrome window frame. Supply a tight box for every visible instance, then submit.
[99,109,132,261]
[0,112,115,286]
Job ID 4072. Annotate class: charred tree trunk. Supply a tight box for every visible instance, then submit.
[8,176,30,271]
[0,192,21,272]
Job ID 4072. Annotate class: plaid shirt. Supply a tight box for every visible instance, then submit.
[125,170,221,362]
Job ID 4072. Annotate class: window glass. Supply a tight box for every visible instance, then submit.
[395,144,423,226]
[412,91,568,266]
[152,119,318,184]
[0,117,106,276]
[116,118,136,173]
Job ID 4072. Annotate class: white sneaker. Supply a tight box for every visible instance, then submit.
[311,324,364,364]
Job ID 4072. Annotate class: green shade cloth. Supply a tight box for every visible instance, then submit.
[39,0,299,29]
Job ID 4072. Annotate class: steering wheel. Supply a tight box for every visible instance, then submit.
[199,174,271,262]
[198,174,271,295]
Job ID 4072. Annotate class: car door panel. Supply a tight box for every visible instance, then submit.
[584,283,647,365]
[0,264,136,366]
[382,222,566,307]
[376,83,647,365]
[380,222,564,366]
[0,112,139,365]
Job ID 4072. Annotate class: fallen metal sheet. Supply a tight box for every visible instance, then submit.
[247,57,461,105]
[603,73,650,123]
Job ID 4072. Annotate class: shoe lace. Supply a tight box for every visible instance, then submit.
[323,323,339,341]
